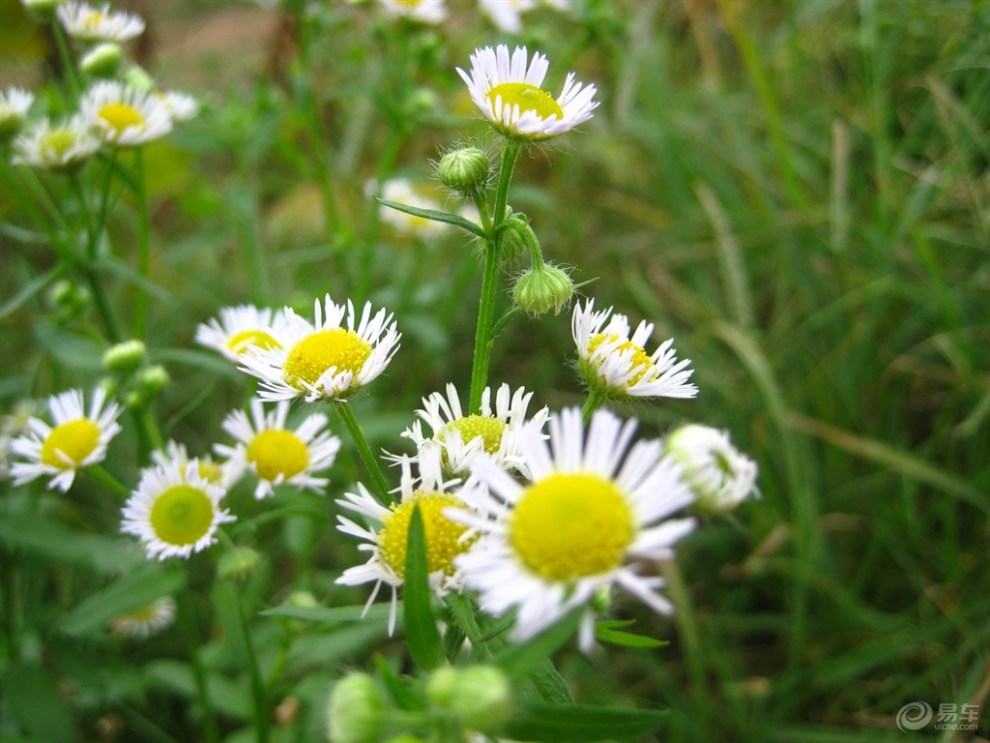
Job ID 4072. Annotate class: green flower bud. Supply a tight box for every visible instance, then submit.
[81,43,123,78]
[46,279,90,319]
[438,147,490,197]
[217,546,262,583]
[497,213,535,264]
[21,0,64,18]
[438,666,512,733]
[135,365,170,400]
[96,376,119,398]
[102,340,147,376]
[425,665,459,708]
[325,673,386,743]
[512,262,575,315]
[123,65,155,93]
[665,424,759,515]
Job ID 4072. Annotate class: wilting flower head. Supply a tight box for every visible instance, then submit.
[0,88,34,142]
[378,0,447,24]
[196,304,285,362]
[665,424,758,514]
[336,444,476,634]
[448,407,697,651]
[80,81,173,147]
[57,1,145,42]
[121,459,234,560]
[572,298,698,400]
[10,388,122,492]
[457,44,598,141]
[238,294,401,403]
[215,399,340,499]
[13,116,101,171]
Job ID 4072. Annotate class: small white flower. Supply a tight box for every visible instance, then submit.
[121,459,234,560]
[195,304,285,362]
[151,439,239,490]
[458,44,598,141]
[478,0,535,33]
[665,424,758,514]
[336,444,475,634]
[79,81,172,147]
[378,0,447,24]
[400,383,548,477]
[58,1,145,42]
[376,178,448,239]
[110,596,176,638]
[238,294,401,403]
[0,87,34,140]
[448,407,696,651]
[156,90,199,122]
[572,298,698,400]
[13,116,101,170]
[10,388,122,492]
[215,399,341,500]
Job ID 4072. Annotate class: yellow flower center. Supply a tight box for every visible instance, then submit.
[197,459,224,484]
[149,485,215,547]
[440,415,506,454]
[41,130,75,158]
[247,429,309,482]
[510,472,634,581]
[40,418,100,468]
[226,329,281,356]
[588,333,654,384]
[119,602,159,622]
[395,0,423,5]
[82,11,105,30]
[487,83,564,121]
[99,102,144,133]
[378,493,476,579]
[283,329,372,393]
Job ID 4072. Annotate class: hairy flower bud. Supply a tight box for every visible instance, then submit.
[497,213,535,264]
[427,665,511,733]
[81,43,123,78]
[102,340,147,376]
[134,365,170,403]
[665,424,759,514]
[217,546,262,583]
[512,262,574,315]
[325,672,386,743]
[438,147,490,197]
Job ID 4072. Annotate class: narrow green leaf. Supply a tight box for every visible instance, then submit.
[595,619,669,649]
[502,702,666,740]
[0,265,65,319]
[493,607,582,683]
[261,602,396,625]
[404,505,444,670]
[373,655,420,711]
[376,196,486,238]
[61,564,186,637]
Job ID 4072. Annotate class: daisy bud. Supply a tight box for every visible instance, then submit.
[135,365,170,401]
[46,279,90,319]
[497,213,535,264]
[438,147,489,198]
[81,42,123,79]
[665,424,759,515]
[217,546,262,583]
[102,340,146,376]
[123,65,155,93]
[428,666,511,733]
[512,262,574,315]
[325,672,386,743]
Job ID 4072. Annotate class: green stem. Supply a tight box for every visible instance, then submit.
[582,387,606,423]
[217,581,270,743]
[51,22,81,99]
[334,401,392,504]
[133,148,150,339]
[662,560,708,706]
[177,588,220,743]
[88,464,131,498]
[493,142,522,231]
[95,149,118,258]
[84,266,121,343]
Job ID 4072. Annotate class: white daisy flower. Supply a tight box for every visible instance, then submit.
[375,177,448,239]
[457,44,598,141]
[110,596,176,638]
[121,459,234,560]
[79,81,172,147]
[378,0,447,24]
[0,87,34,141]
[10,388,122,492]
[57,1,145,42]
[155,90,199,122]
[238,294,401,403]
[448,407,697,651]
[13,116,101,171]
[335,444,476,634]
[478,0,535,33]
[151,439,239,490]
[572,298,698,400]
[664,424,759,514]
[400,383,548,477]
[195,304,285,362]
[214,399,341,500]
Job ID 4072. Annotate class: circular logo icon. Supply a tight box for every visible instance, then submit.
[896,702,933,732]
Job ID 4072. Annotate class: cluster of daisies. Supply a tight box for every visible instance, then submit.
[0,1,197,170]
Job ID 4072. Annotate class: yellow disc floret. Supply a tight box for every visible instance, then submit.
[197,459,225,484]
[441,415,506,455]
[83,11,106,31]
[378,493,476,579]
[41,418,101,468]
[149,485,215,547]
[283,329,372,393]
[487,83,564,121]
[247,429,309,482]
[588,333,654,385]
[99,102,145,133]
[510,473,634,581]
[226,329,281,355]
[41,130,76,158]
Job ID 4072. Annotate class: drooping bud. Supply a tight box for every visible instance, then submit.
[438,147,490,198]
[325,672,386,743]
[81,42,123,78]
[217,546,262,583]
[512,262,575,315]
[665,424,759,515]
[496,212,535,264]
[102,340,147,376]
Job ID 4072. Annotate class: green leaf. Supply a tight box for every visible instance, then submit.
[376,196,486,238]
[261,601,397,626]
[3,664,76,742]
[61,563,186,637]
[0,265,65,319]
[493,607,582,683]
[502,702,667,740]
[34,319,103,371]
[374,655,420,711]
[403,504,444,670]
[595,619,669,649]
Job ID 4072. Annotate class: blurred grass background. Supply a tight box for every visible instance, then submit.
[1,0,988,740]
